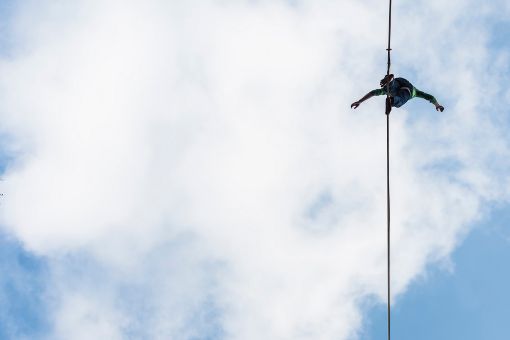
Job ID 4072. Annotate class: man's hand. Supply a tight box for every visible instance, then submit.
[436,104,444,112]
[351,101,361,109]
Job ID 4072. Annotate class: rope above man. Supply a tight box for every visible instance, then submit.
[350,74,445,114]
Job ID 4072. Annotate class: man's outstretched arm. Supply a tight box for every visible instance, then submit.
[351,89,385,109]
[415,89,444,112]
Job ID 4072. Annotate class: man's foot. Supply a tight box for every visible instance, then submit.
[385,97,392,115]
[380,74,394,88]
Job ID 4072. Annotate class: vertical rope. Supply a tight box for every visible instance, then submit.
[386,1,393,340]
[387,0,392,76]
[386,112,391,340]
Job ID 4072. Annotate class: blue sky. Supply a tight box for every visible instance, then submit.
[0,0,509,339]
[364,208,510,340]
[0,234,50,339]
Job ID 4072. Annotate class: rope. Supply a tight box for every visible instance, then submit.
[386,0,392,76]
[386,111,391,340]
[386,1,393,340]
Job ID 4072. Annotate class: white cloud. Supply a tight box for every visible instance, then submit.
[0,0,509,339]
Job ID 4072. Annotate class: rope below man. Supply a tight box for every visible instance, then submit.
[350,74,445,114]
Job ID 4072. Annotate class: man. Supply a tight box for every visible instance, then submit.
[351,74,444,114]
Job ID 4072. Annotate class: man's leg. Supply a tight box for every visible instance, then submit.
[385,97,392,115]
[380,74,394,88]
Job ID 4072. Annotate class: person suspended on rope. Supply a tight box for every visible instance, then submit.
[350,74,444,114]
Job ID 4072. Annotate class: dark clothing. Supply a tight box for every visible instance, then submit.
[370,77,438,108]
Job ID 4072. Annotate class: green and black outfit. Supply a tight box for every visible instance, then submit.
[370,77,438,108]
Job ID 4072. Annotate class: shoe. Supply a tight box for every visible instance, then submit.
[385,97,392,115]
[380,74,394,88]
